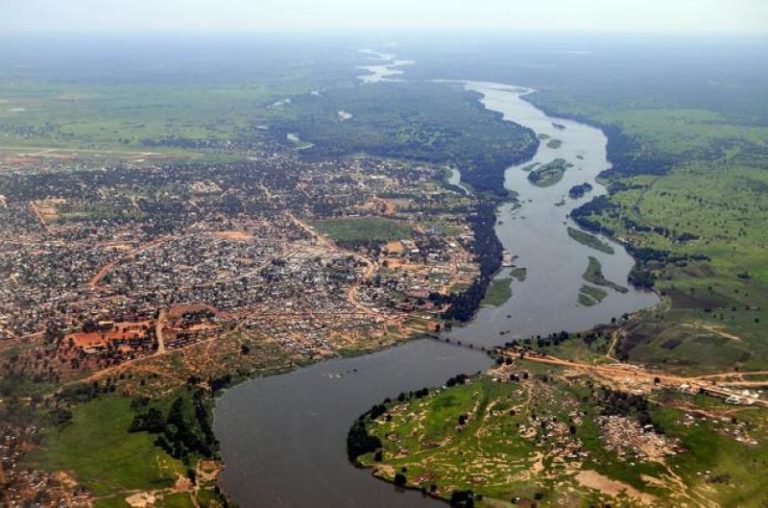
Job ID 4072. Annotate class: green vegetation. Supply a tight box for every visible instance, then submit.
[546,138,562,149]
[583,256,628,293]
[26,390,226,505]
[161,493,196,508]
[509,55,768,373]
[0,40,360,156]
[26,395,182,496]
[577,162,768,371]
[520,162,540,172]
[481,277,512,306]
[510,267,527,282]
[0,82,302,156]
[527,158,573,187]
[567,227,615,254]
[650,393,768,507]
[268,82,538,195]
[354,371,768,506]
[579,284,608,306]
[310,217,413,244]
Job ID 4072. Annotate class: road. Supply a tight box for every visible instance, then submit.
[155,308,167,354]
[506,349,768,407]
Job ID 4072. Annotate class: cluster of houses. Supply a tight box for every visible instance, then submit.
[0,149,483,381]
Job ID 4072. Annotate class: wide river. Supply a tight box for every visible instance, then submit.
[214,80,659,507]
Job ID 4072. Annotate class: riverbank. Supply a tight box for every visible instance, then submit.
[214,80,660,507]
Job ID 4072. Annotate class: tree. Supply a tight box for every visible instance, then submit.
[450,490,475,508]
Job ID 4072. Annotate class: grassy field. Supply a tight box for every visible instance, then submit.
[574,151,768,372]
[519,78,768,373]
[356,370,768,507]
[26,395,182,497]
[310,217,413,244]
[0,82,299,156]
[25,391,226,507]
[567,227,614,254]
[0,36,360,155]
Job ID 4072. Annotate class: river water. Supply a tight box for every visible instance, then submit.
[445,82,658,347]
[357,49,415,84]
[214,78,658,507]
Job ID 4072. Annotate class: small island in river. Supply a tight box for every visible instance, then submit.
[527,158,573,187]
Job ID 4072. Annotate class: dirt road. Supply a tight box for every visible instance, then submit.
[509,350,768,407]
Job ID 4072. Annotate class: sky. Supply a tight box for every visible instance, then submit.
[1,0,767,33]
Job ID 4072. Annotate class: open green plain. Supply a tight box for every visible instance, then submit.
[310,217,413,243]
[25,395,181,497]
[559,109,768,372]
[24,390,226,507]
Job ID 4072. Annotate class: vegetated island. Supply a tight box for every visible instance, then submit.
[567,227,615,254]
[547,138,563,149]
[578,284,608,306]
[583,256,628,293]
[481,277,513,306]
[510,267,527,282]
[527,158,573,187]
[568,182,593,199]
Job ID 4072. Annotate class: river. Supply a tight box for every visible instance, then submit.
[445,82,658,347]
[214,77,658,507]
[356,49,415,84]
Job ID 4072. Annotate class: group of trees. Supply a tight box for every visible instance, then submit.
[347,404,385,463]
[568,182,593,199]
[271,83,539,197]
[128,390,218,465]
[437,201,504,322]
[597,387,657,430]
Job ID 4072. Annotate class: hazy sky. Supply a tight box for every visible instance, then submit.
[2,0,767,33]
